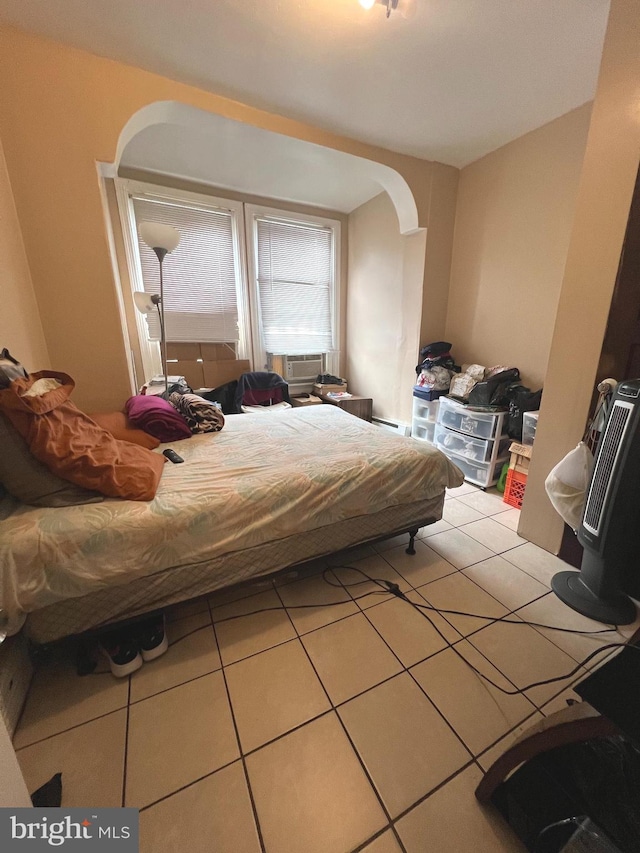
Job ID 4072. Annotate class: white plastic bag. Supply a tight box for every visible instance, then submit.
[544,441,594,531]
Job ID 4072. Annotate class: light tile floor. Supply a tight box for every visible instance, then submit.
[14,483,638,853]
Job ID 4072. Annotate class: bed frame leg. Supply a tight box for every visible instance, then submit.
[405,528,418,555]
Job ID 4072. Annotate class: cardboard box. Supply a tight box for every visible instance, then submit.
[172,361,205,390]
[508,441,532,474]
[202,359,251,389]
[163,341,249,390]
[291,394,323,407]
[313,381,347,395]
[166,343,201,361]
[200,342,237,361]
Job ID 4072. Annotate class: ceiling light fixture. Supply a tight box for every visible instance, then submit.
[358,0,416,19]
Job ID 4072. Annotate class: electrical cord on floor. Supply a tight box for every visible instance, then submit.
[328,567,637,698]
[323,566,619,635]
[207,566,618,637]
[87,563,637,695]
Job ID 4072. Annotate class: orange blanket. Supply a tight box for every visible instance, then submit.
[0,371,165,501]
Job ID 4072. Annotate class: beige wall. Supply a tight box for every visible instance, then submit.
[347,192,426,424]
[521,0,640,552]
[445,104,592,389]
[0,135,49,371]
[421,162,459,346]
[0,25,436,411]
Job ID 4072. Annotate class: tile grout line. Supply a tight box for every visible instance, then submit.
[350,822,408,853]
[121,673,132,808]
[316,570,489,803]
[16,499,592,833]
[14,705,129,753]
[352,587,485,766]
[272,584,400,840]
[15,562,572,756]
[137,757,241,814]
[209,599,267,853]
[345,557,560,747]
[373,541,590,710]
[387,758,478,830]
[471,708,543,769]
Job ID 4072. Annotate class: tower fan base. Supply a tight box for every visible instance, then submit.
[551,570,637,626]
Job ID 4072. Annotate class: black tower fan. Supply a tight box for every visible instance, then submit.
[552,378,640,625]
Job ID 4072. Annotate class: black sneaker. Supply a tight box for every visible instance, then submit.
[137,614,168,662]
[98,629,143,678]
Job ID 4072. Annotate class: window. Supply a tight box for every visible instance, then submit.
[246,205,340,375]
[116,181,340,384]
[132,196,241,345]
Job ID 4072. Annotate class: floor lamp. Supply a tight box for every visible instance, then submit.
[134,222,180,397]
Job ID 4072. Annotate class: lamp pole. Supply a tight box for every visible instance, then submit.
[137,221,180,398]
[153,247,169,397]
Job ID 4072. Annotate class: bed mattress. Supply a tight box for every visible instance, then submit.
[0,405,462,634]
[25,495,444,644]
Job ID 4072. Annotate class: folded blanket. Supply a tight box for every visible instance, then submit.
[125,394,192,442]
[169,392,225,434]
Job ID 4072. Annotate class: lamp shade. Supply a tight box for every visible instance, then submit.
[139,222,180,253]
[133,291,157,314]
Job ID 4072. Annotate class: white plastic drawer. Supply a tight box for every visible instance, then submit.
[445,450,507,488]
[434,424,510,462]
[522,410,539,446]
[437,397,501,439]
[412,420,436,443]
[412,397,440,423]
[434,423,491,462]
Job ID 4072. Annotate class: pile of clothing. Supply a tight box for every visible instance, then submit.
[413,342,542,441]
[414,341,458,397]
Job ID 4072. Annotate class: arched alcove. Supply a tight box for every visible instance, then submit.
[109,99,427,422]
[115,101,420,234]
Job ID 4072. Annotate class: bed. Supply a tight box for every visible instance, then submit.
[0,405,463,645]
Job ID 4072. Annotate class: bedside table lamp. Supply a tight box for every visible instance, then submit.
[134,222,180,397]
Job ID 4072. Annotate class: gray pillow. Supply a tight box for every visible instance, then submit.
[0,414,104,507]
[0,482,17,521]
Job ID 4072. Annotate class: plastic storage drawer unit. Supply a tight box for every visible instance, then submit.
[435,396,508,487]
[413,397,440,423]
[413,421,436,443]
[411,394,440,445]
[438,397,501,440]
[434,423,509,463]
[443,449,509,488]
[522,410,539,446]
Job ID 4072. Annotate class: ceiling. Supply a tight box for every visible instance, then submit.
[0,0,610,168]
[120,111,386,214]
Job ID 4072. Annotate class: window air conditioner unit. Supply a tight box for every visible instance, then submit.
[268,353,325,382]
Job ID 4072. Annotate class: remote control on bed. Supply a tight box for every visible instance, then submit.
[163,449,184,464]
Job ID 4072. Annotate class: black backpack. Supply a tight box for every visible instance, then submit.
[467,368,521,407]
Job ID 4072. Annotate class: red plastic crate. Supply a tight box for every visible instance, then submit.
[504,468,527,509]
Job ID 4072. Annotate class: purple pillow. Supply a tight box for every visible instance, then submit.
[125,395,192,442]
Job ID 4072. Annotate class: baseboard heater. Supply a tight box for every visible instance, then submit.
[371,416,412,437]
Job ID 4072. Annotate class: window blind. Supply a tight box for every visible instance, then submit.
[255,216,334,355]
[132,196,240,344]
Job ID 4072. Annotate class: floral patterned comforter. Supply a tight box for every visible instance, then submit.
[0,405,463,624]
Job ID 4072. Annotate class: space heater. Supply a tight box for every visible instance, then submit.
[552,378,640,625]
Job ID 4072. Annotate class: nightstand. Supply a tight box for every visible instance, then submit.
[317,393,373,422]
